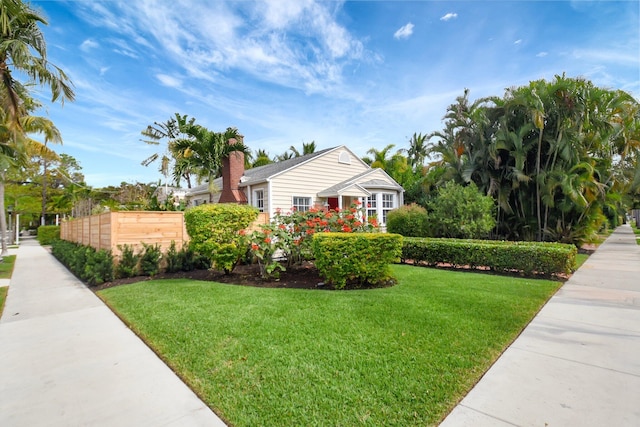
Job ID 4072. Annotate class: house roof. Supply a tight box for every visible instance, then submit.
[185,146,403,197]
[238,146,337,186]
[317,169,404,197]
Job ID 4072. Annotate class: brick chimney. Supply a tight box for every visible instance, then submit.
[219,136,248,204]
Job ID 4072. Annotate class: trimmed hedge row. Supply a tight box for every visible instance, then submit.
[401,237,577,276]
[51,239,114,286]
[312,232,403,289]
[37,225,60,245]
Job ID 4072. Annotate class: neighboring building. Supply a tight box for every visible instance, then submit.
[154,186,188,207]
[185,145,404,227]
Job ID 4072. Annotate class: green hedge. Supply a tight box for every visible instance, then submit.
[184,204,258,274]
[401,237,577,276]
[37,225,60,245]
[312,232,403,289]
[51,239,114,286]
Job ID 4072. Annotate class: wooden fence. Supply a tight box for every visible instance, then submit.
[60,211,271,257]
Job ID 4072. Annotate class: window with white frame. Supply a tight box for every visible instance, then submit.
[292,196,311,212]
[382,193,395,223]
[254,189,265,212]
[367,193,377,219]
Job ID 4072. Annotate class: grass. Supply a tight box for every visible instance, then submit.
[0,255,16,279]
[98,264,562,427]
[575,253,590,268]
[0,285,7,317]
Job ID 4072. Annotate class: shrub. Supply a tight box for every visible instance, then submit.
[386,204,429,237]
[116,244,140,278]
[51,239,113,286]
[83,248,114,286]
[140,243,162,276]
[165,241,183,273]
[401,237,577,276]
[37,225,60,245]
[312,233,403,289]
[184,204,259,274]
[428,182,496,239]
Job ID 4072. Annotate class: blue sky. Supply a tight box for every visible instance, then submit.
[31,0,639,188]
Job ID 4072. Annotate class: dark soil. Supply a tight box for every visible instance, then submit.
[92,262,395,292]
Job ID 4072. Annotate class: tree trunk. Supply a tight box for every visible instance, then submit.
[41,156,47,226]
[535,129,544,242]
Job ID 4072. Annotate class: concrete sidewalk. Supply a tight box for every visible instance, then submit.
[440,225,640,427]
[0,237,226,427]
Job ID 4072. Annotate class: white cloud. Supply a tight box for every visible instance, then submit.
[80,38,99,52]
[156,74,182,88]
[440,13,458,21]
[514,39,522,45]
[394,23,414,40]
[536,52,548,57]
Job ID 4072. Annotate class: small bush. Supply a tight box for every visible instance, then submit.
[116,244,140,278]
[386,204,429,237]
[401,237,577,276]
[140,243,162,276]
[37,225,60,245]
[83,248,114,286]
[312,233,403,289]
[165,241,183,273]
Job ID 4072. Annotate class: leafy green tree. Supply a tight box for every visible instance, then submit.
[428,181,496,239]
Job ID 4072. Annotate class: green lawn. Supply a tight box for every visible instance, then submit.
[0,286,7,317]
[98,264,561,427]
[0,255,16,279]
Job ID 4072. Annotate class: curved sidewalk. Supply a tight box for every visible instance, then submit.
[440,225,640,426]
[0,237,226,427]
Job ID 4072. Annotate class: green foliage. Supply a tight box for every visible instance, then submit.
[427,77,640,244]
[165,241,183,273]
[50,240,114,286]
[428,182,496,239]
[248,202,379,279]
[386,203,429,237]
[312,232,403,289]
[401,237,577,276]
[37,225,60,245]
[116,244,140,279]
[184,204,259,274]
[140,243,162,277]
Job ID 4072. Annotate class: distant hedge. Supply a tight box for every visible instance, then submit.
[37,225,60,245]
[401,237,577,276]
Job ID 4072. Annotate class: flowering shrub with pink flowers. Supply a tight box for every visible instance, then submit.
[249,201,379,279]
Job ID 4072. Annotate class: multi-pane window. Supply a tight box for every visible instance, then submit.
[254,190,264,212]
[292,196,311,212]
[382,193,395,223]
[367,193,377,219]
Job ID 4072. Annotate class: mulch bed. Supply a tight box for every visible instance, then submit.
[92,262,395,292]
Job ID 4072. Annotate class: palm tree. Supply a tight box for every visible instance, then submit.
[365,144,396,169]
[0,0,74,127]
[289,141,317,157]
[0,112,61,255]
[172,125,247,202]
[405,132,428,170]
[141,113,196,188]
[251,149,273,168]
[0,0,73,253]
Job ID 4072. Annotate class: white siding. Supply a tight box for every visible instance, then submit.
[269,148,369,213]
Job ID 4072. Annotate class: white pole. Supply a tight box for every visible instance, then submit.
[15,214,19,245]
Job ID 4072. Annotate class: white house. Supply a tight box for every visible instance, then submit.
[185,145,404,226]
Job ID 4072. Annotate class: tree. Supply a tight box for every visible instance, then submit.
[0,0,74,255]
[250,149,273,168]
[171,125,247,202]
[405,132,428,171]
[289,141,317,157]
[141,113,196,188]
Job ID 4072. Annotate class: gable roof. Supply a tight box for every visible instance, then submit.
[317,168,404,197]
